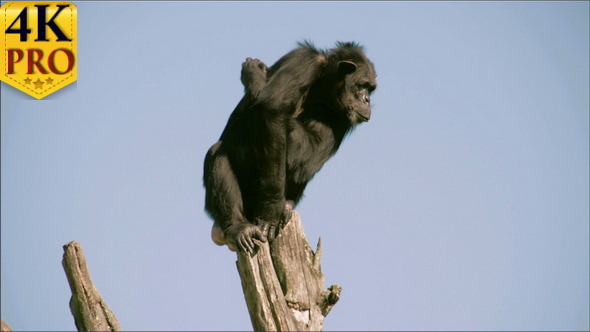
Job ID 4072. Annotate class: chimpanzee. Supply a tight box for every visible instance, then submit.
[204,41,377,253]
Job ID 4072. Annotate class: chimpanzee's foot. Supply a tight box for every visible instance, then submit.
[258,200,296,241]
[279,200,295,229]
[258,219,280,242]
[225,223,266,254]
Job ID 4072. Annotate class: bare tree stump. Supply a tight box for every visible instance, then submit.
[62,241,122,332]
[236,211,341,331]
[1,319,12,332]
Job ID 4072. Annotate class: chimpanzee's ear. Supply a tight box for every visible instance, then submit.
[337,61,357,76]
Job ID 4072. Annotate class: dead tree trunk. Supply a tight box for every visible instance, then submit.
[1,319,12,332]
[236,211,341,331]
[62,241,122,332]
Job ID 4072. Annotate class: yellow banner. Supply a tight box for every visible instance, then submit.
[1,2,77,99]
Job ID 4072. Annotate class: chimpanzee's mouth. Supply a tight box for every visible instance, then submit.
[356,112,370,122]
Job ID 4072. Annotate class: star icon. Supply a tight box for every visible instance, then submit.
[46,77,54,85]
[24,77,32,85]
[33,79,44,89]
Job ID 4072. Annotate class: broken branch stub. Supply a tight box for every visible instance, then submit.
[236,211,341,331]
[62,241,121,332]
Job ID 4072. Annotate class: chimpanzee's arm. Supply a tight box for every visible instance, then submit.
[218,58,268,141]
[249,46,326,240]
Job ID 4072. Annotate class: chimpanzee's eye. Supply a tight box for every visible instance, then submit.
[359,82,375,93]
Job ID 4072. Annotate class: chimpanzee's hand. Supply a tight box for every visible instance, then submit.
[241,58,267,97]
[225,223,267,254]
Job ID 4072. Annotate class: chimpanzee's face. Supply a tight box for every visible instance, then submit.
[335,60,377,124]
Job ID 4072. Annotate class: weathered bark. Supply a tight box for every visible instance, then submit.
[236,211,341,331]
[1,319,12,332]
[62,241,122,332]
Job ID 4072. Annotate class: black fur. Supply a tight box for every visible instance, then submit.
[204,42,377,252]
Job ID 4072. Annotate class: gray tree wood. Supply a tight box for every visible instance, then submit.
[0,319,12,331]
[62,241,122,332]
[236,211,341,331]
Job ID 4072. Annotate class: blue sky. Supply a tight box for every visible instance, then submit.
[1,1,589,331]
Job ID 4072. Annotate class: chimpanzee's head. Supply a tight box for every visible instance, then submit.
[325,42,377,125]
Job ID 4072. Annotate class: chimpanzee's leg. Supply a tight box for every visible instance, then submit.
[204,58,271,253]
[204,143,243,243]
[204,142,267,253]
